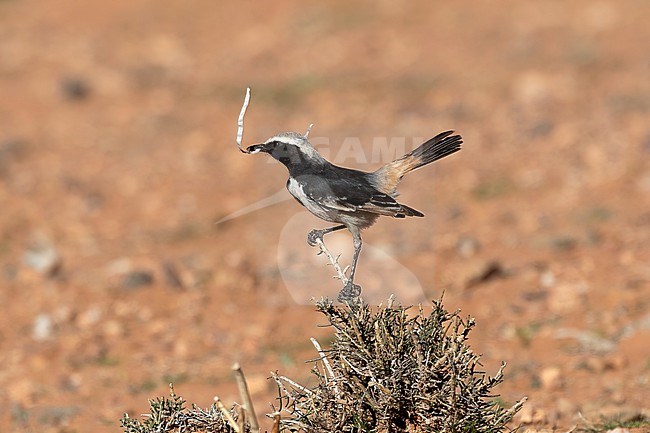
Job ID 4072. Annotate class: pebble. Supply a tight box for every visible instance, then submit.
[162,261,190,290]
[585,355,628,372]
[60,76,91,101]
[455,236,481,258]
[121,270,154,290]
[539,270,556,288]
[539,366,563,390]
[550,235,577,251]
[32,314,54,341]
[23,238,61,277]
[60,373,82,393]
[465,260,506,288]
[76,306,102,329]
[547,282,587,314]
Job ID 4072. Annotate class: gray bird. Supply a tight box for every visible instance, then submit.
[247,130,462,301]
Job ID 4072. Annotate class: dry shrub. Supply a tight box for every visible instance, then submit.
[275,298,524,432]
[121,385,244,433]
[120,297,524,433]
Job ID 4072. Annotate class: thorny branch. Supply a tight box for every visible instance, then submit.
[310,337,340,398]
[313,237,349,286]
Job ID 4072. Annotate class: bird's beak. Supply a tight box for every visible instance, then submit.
[246,143,268,154]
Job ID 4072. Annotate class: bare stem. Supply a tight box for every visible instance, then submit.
[310,337,340,398]
[213,396,240,432]
[277,375,314,396]
[232,363,260,433]
[237,405,246,433]
[270,413,281,433]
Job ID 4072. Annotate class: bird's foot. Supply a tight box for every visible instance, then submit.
[307,229,324,247]
[337,281,362,303]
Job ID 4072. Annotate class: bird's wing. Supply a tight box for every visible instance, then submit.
[297,173,416,217]
[358,192,424,217]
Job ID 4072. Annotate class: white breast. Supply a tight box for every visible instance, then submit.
[287,177,338,222]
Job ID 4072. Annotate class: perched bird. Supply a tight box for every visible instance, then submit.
[247,130,462,301]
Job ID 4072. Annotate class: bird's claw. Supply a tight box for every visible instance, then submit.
[337,281,362,303]
[307,229,324,247]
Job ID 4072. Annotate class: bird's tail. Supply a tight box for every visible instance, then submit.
[371,131,462,195]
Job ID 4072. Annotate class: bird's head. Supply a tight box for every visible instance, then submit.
[246,132,324,167]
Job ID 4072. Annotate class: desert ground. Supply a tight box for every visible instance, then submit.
[0,0,648,432]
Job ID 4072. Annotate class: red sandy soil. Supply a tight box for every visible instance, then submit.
[0,1,648,432]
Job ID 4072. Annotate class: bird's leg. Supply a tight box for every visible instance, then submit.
[307,224,346,247]
[338,229,362,303]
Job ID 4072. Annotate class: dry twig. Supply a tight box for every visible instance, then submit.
[310,337,340,398]
[313,237,349,286]
[213,396,239,432]
[236,87,252,153]
[233,363,260,433]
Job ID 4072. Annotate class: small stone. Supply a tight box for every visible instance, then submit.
[60,373,82,392]
[61,76,90,101]
[585,357,607,372]
[162,261,190,290]
[23,238,61,277]
[547,282,587,314]
[121,270,154,290]
[456,236,481,258]
[76,307,102,329]
[104,258,132,277]
[550,235,577,251]
[32,314,54,341]
[606,354,628,370]
[539,366,563,390]
[521,289,548,302]
[539,270,555,288]
[585,355,626,372]
[465,260,506,289]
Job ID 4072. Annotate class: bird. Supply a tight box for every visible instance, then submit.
[246,130,462,302]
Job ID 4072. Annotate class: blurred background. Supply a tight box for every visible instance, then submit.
[0,0,649,431]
